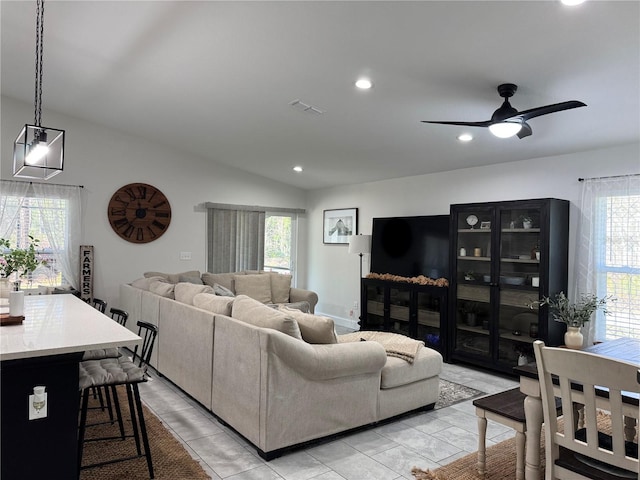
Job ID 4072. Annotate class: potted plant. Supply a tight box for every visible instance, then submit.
[0,236,47,288]
[459,301,480,326]
[530,291,613,349]
[519,215,533,229]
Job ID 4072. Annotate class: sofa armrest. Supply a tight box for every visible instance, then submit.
[289,287,318,313]
[260,330,386,381]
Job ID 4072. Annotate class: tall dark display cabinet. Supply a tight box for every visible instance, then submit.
[449,198,569,374]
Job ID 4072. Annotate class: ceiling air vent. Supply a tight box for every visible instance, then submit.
[289,99,324,115]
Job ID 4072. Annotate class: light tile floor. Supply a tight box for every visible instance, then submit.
[138,358,519,480]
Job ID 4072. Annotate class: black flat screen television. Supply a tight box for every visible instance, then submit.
[370,215,450,280]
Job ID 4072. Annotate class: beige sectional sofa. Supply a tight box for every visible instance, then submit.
[119,273,442,459]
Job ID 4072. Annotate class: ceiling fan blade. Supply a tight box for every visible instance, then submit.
[513,100,587,122]
[517,122,532,139]
[421,120,493,128]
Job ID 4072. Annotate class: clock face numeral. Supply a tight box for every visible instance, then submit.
[108,183,171,244]
[152,220,167,230]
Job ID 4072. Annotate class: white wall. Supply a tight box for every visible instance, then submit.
[306,143,640,328]
[1,96,307,308]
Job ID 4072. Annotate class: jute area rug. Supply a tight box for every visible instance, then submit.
[80,385,210,480]
[411,411,624,480]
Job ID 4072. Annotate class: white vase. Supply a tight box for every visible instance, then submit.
[9,289,25,317]
[564,326,583,349]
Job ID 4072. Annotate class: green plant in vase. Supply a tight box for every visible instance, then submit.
[0,236,48,288]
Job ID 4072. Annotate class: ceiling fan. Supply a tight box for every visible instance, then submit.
[422,83,586,139]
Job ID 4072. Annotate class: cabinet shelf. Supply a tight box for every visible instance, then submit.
[457,256,491,261]
[502,228,541,233]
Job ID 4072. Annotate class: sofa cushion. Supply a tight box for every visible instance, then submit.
[149,280,175,299]
[131,276,166,291]
[234,274,272,304]
[270,273,292,304]
[202,272,239,292]
[380,347,443,389]
[277,306,337,344]
[144,270,201,284]
[174,282,214,306]
[193,292,234,316]
[232,295,302,340]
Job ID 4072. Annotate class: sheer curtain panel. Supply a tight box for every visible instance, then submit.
[573,174,640,344]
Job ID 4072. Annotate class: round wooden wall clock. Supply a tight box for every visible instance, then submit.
[107,183,171,243]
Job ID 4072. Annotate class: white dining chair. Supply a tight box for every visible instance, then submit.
[533,340,639,479]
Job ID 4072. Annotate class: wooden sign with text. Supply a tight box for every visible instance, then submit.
[80,245,94,302]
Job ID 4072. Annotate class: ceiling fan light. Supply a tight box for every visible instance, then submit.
[489,121,522,138]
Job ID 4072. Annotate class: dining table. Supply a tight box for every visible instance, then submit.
[514,337,640,480]
[0,293,141,480]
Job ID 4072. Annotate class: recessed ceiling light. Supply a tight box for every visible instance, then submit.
[561,0,586,5]
[293,166,303,173]
[355,78,373,90]
[457,133,473,142]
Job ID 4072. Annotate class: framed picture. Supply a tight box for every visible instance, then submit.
[323,208,357,244]
[480,221,491,230]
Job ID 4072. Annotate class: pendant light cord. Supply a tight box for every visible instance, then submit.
[34,0,44,128]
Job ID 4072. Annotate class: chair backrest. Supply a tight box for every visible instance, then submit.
[92,298,107,313]
[109,307,129,326]
[533,340,639,479]
[131,321,158,372]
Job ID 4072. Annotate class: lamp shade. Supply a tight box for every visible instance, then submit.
[348,234,371,255]
[488,121,522,139]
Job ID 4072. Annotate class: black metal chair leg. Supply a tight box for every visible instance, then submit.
[125,383,142,455]
[133,383,154,479]
[110,385,126,439]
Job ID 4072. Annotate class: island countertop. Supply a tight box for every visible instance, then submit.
[0,294,141,361]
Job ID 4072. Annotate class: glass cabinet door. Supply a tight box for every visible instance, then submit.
[417,290,443,352]
[364,282,385,330]
[389,286,411,335]
[453,207,493,361]
[496,207,541,366]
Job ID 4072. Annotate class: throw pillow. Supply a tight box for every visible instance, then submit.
[213,283,235,297]
[234,274,272,304]
[149,280,175,299]
[174,282,214,305]
[131,276,166,291]
[269,273,292,304]
[193,292,234,315]
[277,306,338,344]
[232,295,302,340]
[201,272,239,292]
[178,274,204,285]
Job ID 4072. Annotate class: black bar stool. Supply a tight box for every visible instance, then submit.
[78,321,158,478]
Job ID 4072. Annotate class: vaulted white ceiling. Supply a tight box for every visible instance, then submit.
[2,1,638,190]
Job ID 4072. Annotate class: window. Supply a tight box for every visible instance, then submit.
[596,193,640,339]
[264,213,297,281]
[0,181,82,290]
[575,175,640,343]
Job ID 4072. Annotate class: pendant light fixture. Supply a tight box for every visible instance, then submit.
[13,0,65,180]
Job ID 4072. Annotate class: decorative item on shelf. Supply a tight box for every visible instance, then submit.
[459,247,467,257]
[529,322,539,338]
[13,0,65,180]
[531,276,540,287]
[464,271,476,281]
[474,247,482,257]
[0,236,47,323]
[466,214,479,229]
[529,291,613,350]
[520,215,533,229]
[530,241,540,260]
[459,301,480,326]
[480,221,491,230]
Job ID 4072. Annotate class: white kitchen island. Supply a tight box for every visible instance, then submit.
[0,294,141,480]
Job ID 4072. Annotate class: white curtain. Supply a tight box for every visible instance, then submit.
[0,180,83,289]
[573,174,640,344]
[207,208,265,273]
